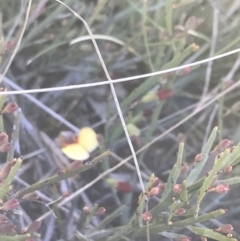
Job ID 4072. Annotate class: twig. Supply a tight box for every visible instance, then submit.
[0,47,239,95]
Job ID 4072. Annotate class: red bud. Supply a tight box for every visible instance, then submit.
[215,224,233,234]
[1,198,19,211]
[25,220,42,233]
[156,89,174,100]
[0,133,8,146]
[212,139,233,152]
[173,184,182,194]
[224,166,232,173]
[159,183,167,191]
[143,109,153,118]
[148,187,161,196]
[117,182,133,193]
[0,143,12,152]
[0,161,14,181]
[96,207,106,216]
[0,214,8,224]
[22,192,39,201]
[151,177,160,188]
[1,102,18,114]
[0,223,16,234]
[182,67,191,75]
[214,183,229,194]
[180,164,188,174]
[194,153,203,163]
[174,208,186,215]
[142,211,152,222]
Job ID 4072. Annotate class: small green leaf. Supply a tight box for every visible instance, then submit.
[160,231,187,239]
[187,127,218,185]
[127,123,141,137]
[188,225,237,241]
[95,205,127,230]
[165,0,173,36]
[0,158,22,199]
[180,180,188,203]
[84,204,99,230]
[195,149,229,216]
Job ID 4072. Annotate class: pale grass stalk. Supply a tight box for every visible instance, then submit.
[0,47,239,96]
[201,8,219,100]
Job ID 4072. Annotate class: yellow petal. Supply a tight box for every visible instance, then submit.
[62,143,90,161]
[77,127,99,153]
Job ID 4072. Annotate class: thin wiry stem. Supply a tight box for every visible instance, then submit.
[142,0,154,71]
[1,47,240,96]
[0,0,32,83]
[38,76,240,222]
[3,76,79,132]
[201,8,219,100]
[55,0,146,193]
[225,52,240,82]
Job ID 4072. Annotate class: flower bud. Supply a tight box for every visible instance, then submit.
[1,198,19,211]
[194,153,203,163]
[0,133,8,146]
[0,214,8,224]
[215,224,233,234]
[63,161,82,172]
[96,207,106,216]
[0,161,14,181]
[200,237,207,241]
[224,166,232,173]
[148,187,160,196]
[1,102,18,114]
[180,164,188,174]
[0,223,16,234]
[185,16,202,31]
[22,192,39,201]
[0,143,12,152]
[159,183,167,191]
[156,89,174,100]
[142,211,152,222]
[142,109,153,118]
[214,183,229,194]
[182,67,191,75]
[174,208,186,215]
[212,139,233,152]
[191,43,199,51]
[151,177,160,188]
[26,220,42,233]
[83,206,90,214]
[117,181,133,193]
[173,184,182,194]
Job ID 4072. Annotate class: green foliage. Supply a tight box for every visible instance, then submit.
[58,127,238,241]
[0,1,240,241]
